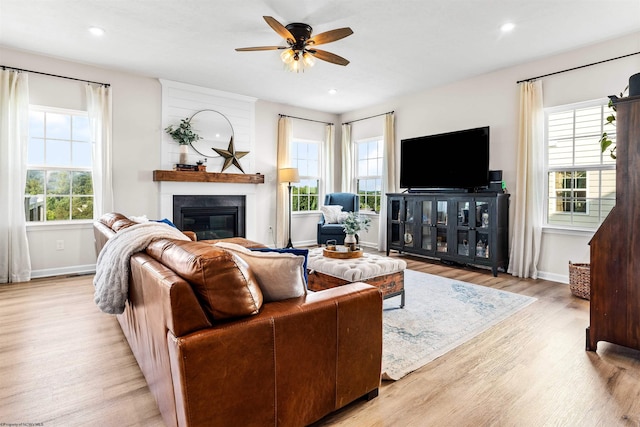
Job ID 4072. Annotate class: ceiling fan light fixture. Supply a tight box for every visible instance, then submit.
[302,51,315,67]
[237,16,353,72]
[280,49,295,64]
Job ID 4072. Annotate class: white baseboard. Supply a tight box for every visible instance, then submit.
[536,271,569,284]
[31,264,96,279]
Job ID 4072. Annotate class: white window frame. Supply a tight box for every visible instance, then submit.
[290,138,321,213]
[25,105,94,224]
[355,136,383,214]
[544,99,616,230]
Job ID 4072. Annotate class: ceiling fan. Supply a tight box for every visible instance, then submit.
[235,16,353,72]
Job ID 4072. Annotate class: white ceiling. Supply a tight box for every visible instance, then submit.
[1,0,639,114]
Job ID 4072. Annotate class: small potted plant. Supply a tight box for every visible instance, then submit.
[342,212,371,251]
[165,118,202,164]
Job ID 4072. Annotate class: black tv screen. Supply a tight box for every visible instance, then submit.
[400,126,490,191]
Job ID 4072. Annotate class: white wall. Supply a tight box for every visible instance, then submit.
[342,31,640,282]
[4,30,639,281]
[1,47,161,278]
[254,100,339,247]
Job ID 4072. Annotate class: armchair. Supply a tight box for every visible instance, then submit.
[317,193,359,245]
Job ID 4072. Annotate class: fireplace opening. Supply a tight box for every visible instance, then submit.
[173,195,245,241]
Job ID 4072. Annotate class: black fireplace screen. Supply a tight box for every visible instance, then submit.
[173,195,246,240]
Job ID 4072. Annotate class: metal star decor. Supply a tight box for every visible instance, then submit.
[212,136,249,173]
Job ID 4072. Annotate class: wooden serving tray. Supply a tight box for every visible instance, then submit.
[323,247,363,259]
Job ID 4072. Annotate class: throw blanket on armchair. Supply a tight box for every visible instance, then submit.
[94,222,190,314]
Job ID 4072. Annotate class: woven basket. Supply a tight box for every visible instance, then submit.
[569,262,590,300]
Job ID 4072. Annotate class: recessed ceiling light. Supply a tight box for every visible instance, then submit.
[500,22,515,33]
[328,89,337,95]
[88,26,105,36]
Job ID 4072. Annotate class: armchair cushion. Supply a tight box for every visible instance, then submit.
[320,205,344,224]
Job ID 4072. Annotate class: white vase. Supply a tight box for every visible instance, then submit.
[344,233,357,251]
[179,145,189,164]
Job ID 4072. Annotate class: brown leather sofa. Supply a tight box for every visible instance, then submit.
[94,213,382,427]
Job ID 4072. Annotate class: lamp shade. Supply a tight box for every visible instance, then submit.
[278,167,300,183]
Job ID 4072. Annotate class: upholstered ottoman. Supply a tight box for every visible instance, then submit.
[307,247,406,307]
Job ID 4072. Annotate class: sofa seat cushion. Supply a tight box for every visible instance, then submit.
[214,242,307,302]
[318,223,348,235]
[146,239,263,321]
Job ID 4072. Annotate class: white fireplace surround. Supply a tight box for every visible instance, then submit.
[159,183,257,239]
[159,80,259,240]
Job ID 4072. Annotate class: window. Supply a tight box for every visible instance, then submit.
[545,100,615,228]
[290,139,320,212]
[356,137,383,213]
[24,106,94,222]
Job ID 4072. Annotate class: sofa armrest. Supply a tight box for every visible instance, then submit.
[167,283,382,427]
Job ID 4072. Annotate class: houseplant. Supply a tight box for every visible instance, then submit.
[599,85,629,160]
[165,118,202,164]
[342,212,371,250]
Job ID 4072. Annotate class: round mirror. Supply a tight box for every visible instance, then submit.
[188,109,234,158]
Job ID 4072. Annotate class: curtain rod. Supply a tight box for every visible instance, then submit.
[1,65,110,87]
[279,114,333,125]
[343,111,394,125]
[516,51,640,84]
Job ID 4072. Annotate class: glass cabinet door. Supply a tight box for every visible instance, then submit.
[457,201,470,226]
[475,231,490,259]
[421,200,433,251]
[476,201,490,229]
[436,227,448,253]
[437,200,448,225]
[389,199,401,246]
[403,200,415,248]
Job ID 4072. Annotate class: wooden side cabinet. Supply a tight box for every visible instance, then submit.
[387,192,509,276]
[587,94,640,352]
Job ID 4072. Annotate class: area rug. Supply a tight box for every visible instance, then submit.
[382,269,536,381]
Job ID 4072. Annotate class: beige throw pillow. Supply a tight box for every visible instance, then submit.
[214,242,307,302]
[320,205,343,224]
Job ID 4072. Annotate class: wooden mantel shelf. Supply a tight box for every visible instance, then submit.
[153,170,265,184]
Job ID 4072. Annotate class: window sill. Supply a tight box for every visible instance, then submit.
[541,225,596,237]
[26,220,94,231]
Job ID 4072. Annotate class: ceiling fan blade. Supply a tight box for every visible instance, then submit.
[263,16,295,42]
[235,46,285,51]
[309,49,350,66]
[308,27,353,46]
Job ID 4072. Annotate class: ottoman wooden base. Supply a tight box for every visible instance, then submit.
[308,270,405,308]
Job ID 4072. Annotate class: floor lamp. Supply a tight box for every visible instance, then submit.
[278,167,299,248]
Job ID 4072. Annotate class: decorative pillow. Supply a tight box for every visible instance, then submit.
[337,211,350,223]
[146,240,263,321]
[153,218,177,228]
[214,242,307,302]
[130,215,177,228]
[320,205,343,224]
[250,247,309,284]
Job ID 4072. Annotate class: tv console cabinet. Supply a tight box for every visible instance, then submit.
[386,192,509,276]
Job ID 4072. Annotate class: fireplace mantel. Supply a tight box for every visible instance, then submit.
[153,170,265,184]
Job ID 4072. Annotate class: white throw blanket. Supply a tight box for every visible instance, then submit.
[93,222,191,314]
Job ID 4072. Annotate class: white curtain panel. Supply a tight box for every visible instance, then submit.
[276,116,292,248]
[508,80,544,279]
[86,84,114,218]
[324,124,335,194]
[0,69,31,283]
[378,112,397,251]
[341,123,353,193]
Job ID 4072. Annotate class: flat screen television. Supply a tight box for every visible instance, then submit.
[400,126,490,191]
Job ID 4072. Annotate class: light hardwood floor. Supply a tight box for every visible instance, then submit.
[2,254,640,427]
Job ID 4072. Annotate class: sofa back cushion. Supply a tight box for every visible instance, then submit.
[146,239,263,321]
